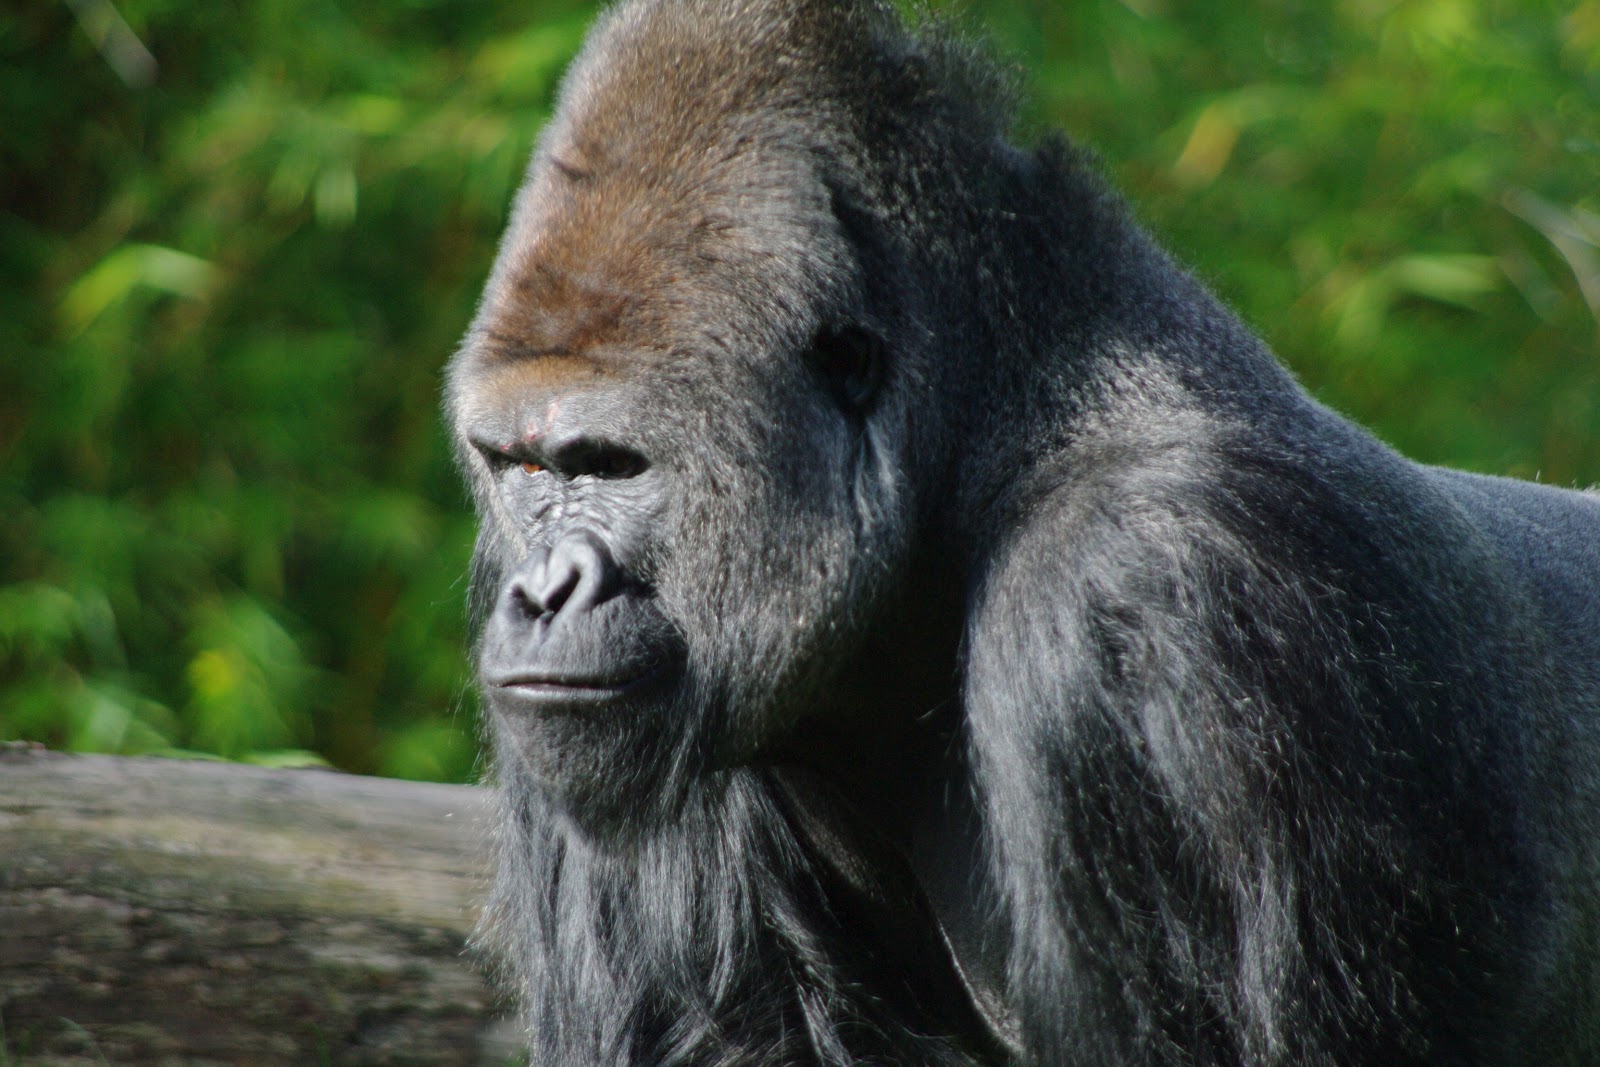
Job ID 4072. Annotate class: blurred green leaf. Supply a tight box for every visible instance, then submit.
[473,12,595,102]
[378,717,479,783]
[60,244,219,335]
[183,597,312,759]
[243,748,335,769]
[0,583,80,662]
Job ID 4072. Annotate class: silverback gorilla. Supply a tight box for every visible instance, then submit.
[446,1,1600,1063]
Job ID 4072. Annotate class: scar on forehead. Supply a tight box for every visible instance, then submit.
[523,399,563,441]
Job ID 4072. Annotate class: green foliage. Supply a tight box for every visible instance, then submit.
[2,0,1595,780]
[1,0,594,779]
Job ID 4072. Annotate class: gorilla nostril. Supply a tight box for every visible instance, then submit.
[539,533,620,617]
[535,556,581,616]
[504,546,554,619]
[506,580,548,620]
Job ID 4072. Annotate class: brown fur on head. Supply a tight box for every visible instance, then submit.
[468,0,872,381]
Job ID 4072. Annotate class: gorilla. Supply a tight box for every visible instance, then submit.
[445,0,1600,1063]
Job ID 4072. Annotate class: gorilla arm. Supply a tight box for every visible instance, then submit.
[958,410,1586,1065]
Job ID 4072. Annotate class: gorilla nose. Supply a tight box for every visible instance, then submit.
[482,528,679,701]
[505,531,622,623]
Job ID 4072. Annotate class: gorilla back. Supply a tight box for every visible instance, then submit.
[446,0,1600,1062]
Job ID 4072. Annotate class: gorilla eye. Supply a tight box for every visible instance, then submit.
[548,439,650,481]
[589,449,647,479]
[599,451,646,478]
[521,462,543,475]
[807,325,884,414]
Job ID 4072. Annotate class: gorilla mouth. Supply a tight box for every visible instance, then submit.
[486,662,672,711]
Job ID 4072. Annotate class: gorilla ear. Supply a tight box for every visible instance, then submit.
[806,325,885,415]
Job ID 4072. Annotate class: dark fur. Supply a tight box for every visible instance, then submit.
[447,1,1600,1063]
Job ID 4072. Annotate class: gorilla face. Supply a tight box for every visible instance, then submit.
[457,377,689,817]
[446,65,915,822]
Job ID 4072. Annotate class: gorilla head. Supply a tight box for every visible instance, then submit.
[449,0,981,828]
[448,0,1600,1063]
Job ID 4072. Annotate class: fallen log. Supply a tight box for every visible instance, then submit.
[0,746,521,1065]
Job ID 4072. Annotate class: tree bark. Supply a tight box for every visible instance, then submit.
[0,746,521,1066]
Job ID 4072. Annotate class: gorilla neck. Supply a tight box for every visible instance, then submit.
[768,720,1017,1057]
[761,569,1016,1056]
[653,538,1015,1057]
